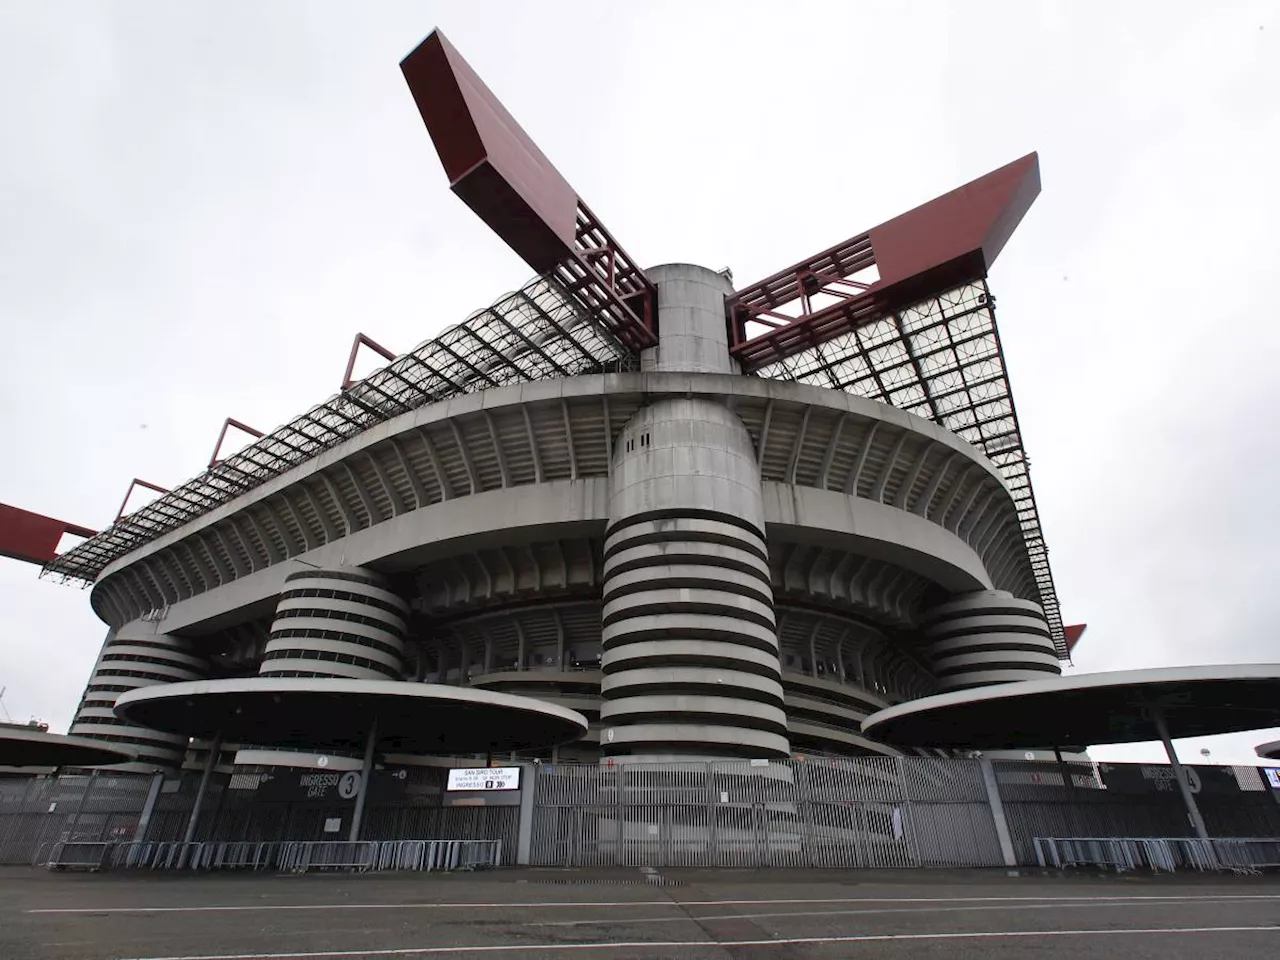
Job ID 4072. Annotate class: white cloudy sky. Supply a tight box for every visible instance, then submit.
[1,1,1277,766]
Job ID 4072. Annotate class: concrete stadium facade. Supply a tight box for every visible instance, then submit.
[67,263,1062,772]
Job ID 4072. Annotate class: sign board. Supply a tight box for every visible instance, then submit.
[1264,768,1280,791]
[446,767,521,792]
[323,817,342,834]
[1099,763,1240,796]
[257,770,362,802]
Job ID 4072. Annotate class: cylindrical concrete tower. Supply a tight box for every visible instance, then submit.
[260,567,409,680]
[599,264,790,760]
[922,590,1061,692]
[70,625,209,768]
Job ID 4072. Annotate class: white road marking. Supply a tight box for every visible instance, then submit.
[536,895,1277,927]
[116,925,1280,960]
[27,892,1280,916]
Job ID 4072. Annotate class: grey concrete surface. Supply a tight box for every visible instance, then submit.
[113,676,589,753]
[92,368,1010,630]
[0,725,137,769]
[2,866,1278,960]
[642,264,737,375]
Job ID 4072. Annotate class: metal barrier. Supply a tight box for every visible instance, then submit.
[150,842,205,870]
[200,841,284,870]
[1179,838,1280,875]
[376,839,502,872]
[38,838,500,873]
[45,841,115,871]
[277,841,378,873]
[112,841,158,869]
[1035,836,1280,874]
[31,841,51,868]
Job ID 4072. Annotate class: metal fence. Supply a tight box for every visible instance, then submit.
[5,758,1279,872]
[991,759,1280,866]
[527,757,1006,869]
[0,766,516,867]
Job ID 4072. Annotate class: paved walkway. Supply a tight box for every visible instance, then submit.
[2,865,1278,959]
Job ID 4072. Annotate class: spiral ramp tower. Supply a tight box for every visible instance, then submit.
[922,591,1061,692]
[260,568,409,681]
[69,627,210,769]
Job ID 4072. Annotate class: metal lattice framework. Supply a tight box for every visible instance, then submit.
[42,276,633,586]
[750,280,1065,659]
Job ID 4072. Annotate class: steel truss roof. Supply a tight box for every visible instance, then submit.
[750,280,1066,659]
[42,276,633,586]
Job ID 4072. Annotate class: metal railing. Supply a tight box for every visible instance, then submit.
[376,839,502,872]
[45,841,115,871]
[279,841,380,873]
[40,838,503,873]
[1034,836,1280,874]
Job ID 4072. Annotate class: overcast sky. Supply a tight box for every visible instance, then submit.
[1,1,1277,766]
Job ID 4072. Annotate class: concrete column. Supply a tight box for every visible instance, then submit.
[639,263,738,374]
[516,763,537,865]
[600,264,789,762]
[979,758,1018,867]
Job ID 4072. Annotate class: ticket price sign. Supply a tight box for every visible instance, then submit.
[446,767,521,791]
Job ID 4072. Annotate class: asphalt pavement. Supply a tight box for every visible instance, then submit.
[2,865,1279,959]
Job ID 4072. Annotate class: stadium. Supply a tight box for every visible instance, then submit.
[12,30,1074,776]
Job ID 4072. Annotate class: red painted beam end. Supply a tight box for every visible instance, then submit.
[1064,624,1087,654]
[0,503,97,567]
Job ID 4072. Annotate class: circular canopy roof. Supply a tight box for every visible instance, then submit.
[0,726,136,768]
[114,678,588,754]
[1257,741,1280,761]
[863,664,1280,749]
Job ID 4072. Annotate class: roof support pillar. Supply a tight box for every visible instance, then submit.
[183,731,222,845]
[1151,701,1212,845]
[348,716,379,843]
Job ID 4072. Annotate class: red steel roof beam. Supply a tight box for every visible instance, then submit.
[0,503,97,566]
[341,333,399,391]
[728,154,1041,371]
[209,418,266,468]
[115,478,171,522]
[400,30,656,352]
